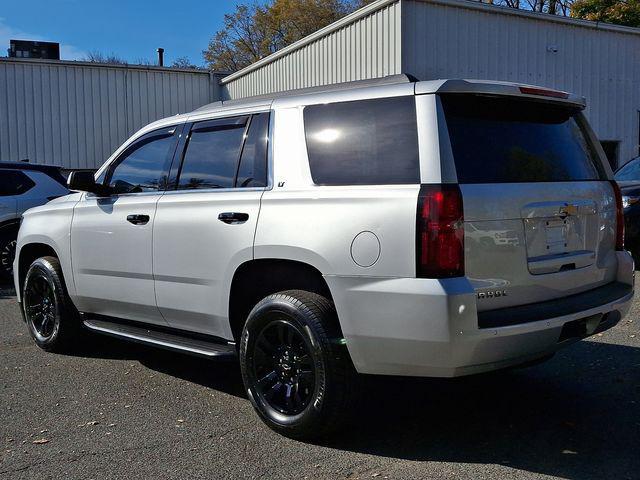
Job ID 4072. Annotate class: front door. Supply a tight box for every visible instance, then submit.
[153,112,269,338]
[70,125,181,325]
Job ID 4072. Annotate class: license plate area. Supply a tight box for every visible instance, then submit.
[522,205,597,275]
[544,218,568,255]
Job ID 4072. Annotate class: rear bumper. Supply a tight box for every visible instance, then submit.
[326,251,634,377]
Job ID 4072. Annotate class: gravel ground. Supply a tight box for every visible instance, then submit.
[0,282,638,480]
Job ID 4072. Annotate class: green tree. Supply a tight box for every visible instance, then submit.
[571,0,640,26]
[203,0,374,72]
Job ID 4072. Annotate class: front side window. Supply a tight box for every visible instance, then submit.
[303,96,420,185]
[0,170,36,196]
[177,116,248,190]
[107,127,178,194]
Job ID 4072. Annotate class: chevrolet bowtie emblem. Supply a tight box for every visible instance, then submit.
[559,204,579,217]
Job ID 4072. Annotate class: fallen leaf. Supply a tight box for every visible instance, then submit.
[32,439,49,445]
[78,421,100,427]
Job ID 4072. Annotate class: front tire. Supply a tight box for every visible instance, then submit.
[240,290,356,439]
[0,230,17,281]
[23,256,83,353]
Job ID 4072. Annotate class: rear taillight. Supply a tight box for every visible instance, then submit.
[416,184,464,278]
[611,180,625,251]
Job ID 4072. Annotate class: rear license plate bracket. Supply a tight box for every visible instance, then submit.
[544,218,568,254]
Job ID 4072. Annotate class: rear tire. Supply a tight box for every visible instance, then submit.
[23,256,83,353]
[240,290,356,439]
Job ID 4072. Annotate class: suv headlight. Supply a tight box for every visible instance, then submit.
[622,195,639,209]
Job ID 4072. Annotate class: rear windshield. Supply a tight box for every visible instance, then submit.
[441,95,604,183]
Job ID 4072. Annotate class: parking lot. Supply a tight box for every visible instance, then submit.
[1,280,638,480]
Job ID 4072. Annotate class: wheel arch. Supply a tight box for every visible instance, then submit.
[228,258,337,343]
[16,242,60,302]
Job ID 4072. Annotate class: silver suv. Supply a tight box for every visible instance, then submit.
[0,162,68,279]
[13,76,634,438]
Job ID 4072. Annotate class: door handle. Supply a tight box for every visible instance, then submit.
[218,212,249,225]
[126,214,150,225]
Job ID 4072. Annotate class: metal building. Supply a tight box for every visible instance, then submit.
[0,58,221,169]
[220,0,640,168]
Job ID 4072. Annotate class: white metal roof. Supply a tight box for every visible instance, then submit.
[220,0,640,86]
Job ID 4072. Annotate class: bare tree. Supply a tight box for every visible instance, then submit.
[83,51,128,65]
[171,56,200,69]
[477,0,574,15]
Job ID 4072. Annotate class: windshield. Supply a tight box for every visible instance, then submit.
[442,95,604,183]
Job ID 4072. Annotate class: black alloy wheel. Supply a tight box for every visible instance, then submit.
[23,256,83,352]
[240,290,356,439]
[25,273,58,341]
[250,318,316,416]
[0,236,16,280]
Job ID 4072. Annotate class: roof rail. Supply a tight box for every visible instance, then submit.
[196,73,418,112]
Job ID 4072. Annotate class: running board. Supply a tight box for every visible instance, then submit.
[82,318,237,359]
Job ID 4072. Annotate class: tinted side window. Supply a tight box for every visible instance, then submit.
[178,117,247,190]
[615,158,640,181]
[304,96,419,185]
[108,127,178,194]
[442,95,603,183]
[236,113,269,188]
[0,170,36,196]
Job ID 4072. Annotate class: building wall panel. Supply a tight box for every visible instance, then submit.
[221,0,640,166]
[403,0,640,164]
[222,0,402,100]
[0,59,219,169]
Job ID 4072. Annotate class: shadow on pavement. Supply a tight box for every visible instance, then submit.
[0,281,15,299]
[74,329,639,479]
[325,340,640,480]
[69,333,247,399]
[4,277,638,479]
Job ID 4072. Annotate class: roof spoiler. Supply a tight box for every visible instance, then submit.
[417,79,586,108]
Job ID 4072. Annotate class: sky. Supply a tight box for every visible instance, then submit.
[0,0,244,66]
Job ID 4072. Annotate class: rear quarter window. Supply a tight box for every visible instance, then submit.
[0,170,36,196]
[442,95,604,183]
[303,96,420,185]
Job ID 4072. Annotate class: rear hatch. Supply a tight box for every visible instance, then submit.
[441,93,618,311]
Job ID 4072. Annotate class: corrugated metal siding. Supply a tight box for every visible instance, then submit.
[223,0,402,100]
[0,59,219,169]
[403,0,640,164]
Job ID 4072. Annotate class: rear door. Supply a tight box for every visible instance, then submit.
[440,94,617,311]
[152,112,269,338]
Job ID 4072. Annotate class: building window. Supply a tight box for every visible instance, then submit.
[600,140,620,170]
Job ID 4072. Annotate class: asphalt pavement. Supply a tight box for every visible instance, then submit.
[1,281,639,480]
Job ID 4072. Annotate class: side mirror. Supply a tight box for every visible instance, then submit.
[67,171,106,195]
